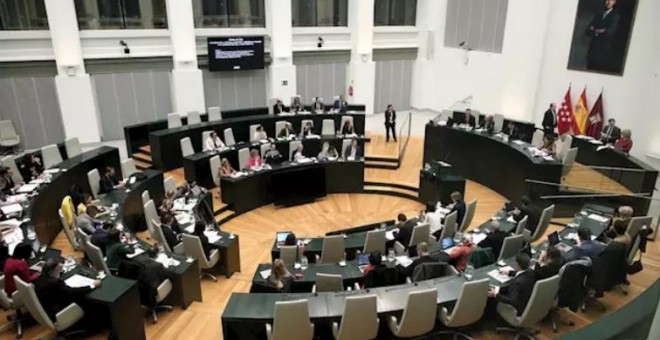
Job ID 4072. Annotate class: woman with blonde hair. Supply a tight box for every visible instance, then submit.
[269,259,293,292]
[219,158,235,177]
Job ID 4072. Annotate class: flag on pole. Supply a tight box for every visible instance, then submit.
[557,86,576,135]
[586,91,604,139]
[574,87,589,135]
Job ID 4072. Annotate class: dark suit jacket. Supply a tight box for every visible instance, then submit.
[33,275,92,321]
[273,104,286,114]
[162,225,180,251]
[601,125,621,143]
[479,119,495,134]
[463,115,476,127]
[498,269,536,315]
[478,230,509,259]
[344,145,363,158]
[542,109,557,131]
[341,124,354,135]
[194,231,214,259]
[333,100,348,113]
[534,261,563,281]
[2,176,15,194]
[503,125,523,140]
[278,127,296,138]
[312,101,324,111]
[385,110,396,125]
[99,175,119,194]
[450,200,466,227]
[394,220,417,248]
[397,255,437,279]
[587,9,619,38]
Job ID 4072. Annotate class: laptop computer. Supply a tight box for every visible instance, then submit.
[441,237,455,250]
[357,253,370,266]
[276,232,290,246]
[548,232,572,253]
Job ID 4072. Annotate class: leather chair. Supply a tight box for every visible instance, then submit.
[265,299,314,340]
[64,137,82,158]
[437,278,490,339]
[387,288,438,338]
[332,295,378,340]
[182,234,220,281]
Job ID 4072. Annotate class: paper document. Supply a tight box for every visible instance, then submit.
[204,230,222,243]
[44,168,60,174]
[588,214,609,223]
[513,140,526,145]
[506,215,516,223]
[126,248,145,259]
[155,253,180,268]
[260,269,271,279]
[0,204,22,216]
[471,233,487,245]
[589,140,604,145]
[29,179,45,185]
[488,267,514,283]
[395,256,413,268]
[596,145,612,151]
[65,274,96,288]
[385,228,399,241]
[17,184,38,193]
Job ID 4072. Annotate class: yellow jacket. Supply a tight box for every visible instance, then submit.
[60,196,75,227]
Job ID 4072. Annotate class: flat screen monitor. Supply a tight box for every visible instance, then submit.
[207,36,265,71]
[272,165,327,206]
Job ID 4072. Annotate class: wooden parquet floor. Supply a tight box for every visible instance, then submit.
[3,135,658,340]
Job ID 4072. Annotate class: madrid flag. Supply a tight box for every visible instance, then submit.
[574,88,589,135]
[557,86,577,135]
[586,92,604,139]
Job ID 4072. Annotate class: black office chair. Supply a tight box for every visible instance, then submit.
[363,266,396,289]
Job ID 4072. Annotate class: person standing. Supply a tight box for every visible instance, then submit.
[384,104,397,142]
[542,103,557,136]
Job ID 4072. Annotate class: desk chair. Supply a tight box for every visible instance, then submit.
[187,111,201,125]
[87,169,101,199]
[224,128,236,146]
[274,121,287,137]
[201,131,213,150]
[299,120,312,134]
[180,137,194,157]
[493,114,504,133]
[312,273,343,293]
[498,234,525,262]
[143,200,159,238]
[626,216,652,243]
[387,288,438,338]
[249,124,259,142]
[182,234,220,281]
[322,119,335,135]
[167,113,182,128]
[83,240,111,274]
[340,116,353,132]
[557,135,573,160]
[440,212,458,240]
[410,263,454,283]
[496,275,560,339]
[265,300,314,340]
[279,246,299,266]
[0,275,24,338]
[319,235,345,263]
[289,140,302,161]
[41,144,63,169]
[562,148,578,177]
[153,221,184,255]
[526,204,555,243]
[341,139,351,158]
[0,120,20,154]
[141,190,151,207]
[238,148,250,170]
[531,130,544,147]
[164,176,176,193]
[121,159,138,179]
[207,107,222,121]
[332,295,378,340]
[150,279,174,323]
[515,215,528,235]
[74,228,90,248]
[209,155,221,187]
[260,144,270,158]
[64,137,82,158]
[394,224,430,255]
[0,155,24,184]
[58,209,80,251]
[14,276,85,338]
[437,278,490,339]
[363,229,386,254]
[460,199,477,232]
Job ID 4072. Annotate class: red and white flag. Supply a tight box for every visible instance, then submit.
[586,92,604,139]
[557,86,577,135]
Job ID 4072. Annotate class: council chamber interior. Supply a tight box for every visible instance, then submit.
[0,0,659,339]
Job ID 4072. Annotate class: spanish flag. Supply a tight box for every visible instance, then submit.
[574,87,589,135]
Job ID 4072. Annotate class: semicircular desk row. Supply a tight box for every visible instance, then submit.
[423,122,658,216]
[124,105,366,171]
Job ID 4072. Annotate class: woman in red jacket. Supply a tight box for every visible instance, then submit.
[4,243,39,295]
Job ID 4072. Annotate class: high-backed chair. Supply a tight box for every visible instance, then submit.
[83,240,110,274]
[249,124,259,142]
[167,113,182,128]
[440,211,458,240]
[238,148,250,170]
[201,130,213,149]
[180,137,194,157]
[558,135,573,160]
[340,116,354,132]
[14,276,85,338]
[289,140,302,161]
[493,114,505,133]
[224,128,236,146]
[265,300,314,340]
[209,155,221,187]
[187,110,201,125]
[496,275,561,338]
[58,209,79,250]
[332,295,378,340]
[164,176,176,193]
[387,288,438,338]
[182,234,220,281]
[0,275,23,338]
[498,234,525,261]
[207,106,222,121]
[150,278,174,323]
[279,246,299,265]
[460,199,477,232]
[121,159,138,178]
[527,204,555,242]
[562,148,578,176]
[409,223,430,248]
[299,120,313,133]
[64,137,82,158]
[0,155,23,184]
[41,144,63,169]
[0,120,20,153]
[152,220,183,255]
[87,169,101,199]
[515,215,528,235]
[143,200,159,238]
[531,130,544,147]
[74,227,90,247]
[141,190,151,207]
[274,121,287,137]
[341,139,351,158]
[363,229,386,254]
[260,143,270,158]
[322,119,335,135]
[437,278,490,339]
[312,273,343,293]
[319,235,345,263]
[626,216,652,241]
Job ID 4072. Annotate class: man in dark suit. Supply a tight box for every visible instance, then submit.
[394,213,416,249]
[542,103,557,136]
[333,95,348,113]
[448,191,466,227]
[384,104,397,142]
[344,139,363,159]
[312,97,324,112]
[272,99,286,114]
[489,252,536,315]
[533,246,564,280]
[513,196,542,235]
[160,213,180,251]
[397,242,438,279]
[0,167,16,195]
[586,0,620,72]
[462,108,476,128]
[99,166,123,194]
[600,118,621,143]
[503,121,523,140]
[477,221,510,259]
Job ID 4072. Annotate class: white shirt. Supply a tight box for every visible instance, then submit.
[204,136,225,151]
[253,131,268,141]
[425,212,443,233]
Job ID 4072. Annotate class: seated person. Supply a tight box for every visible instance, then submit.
[69,184,85,209]
[192,221,214,259]
[462,108,477,127]
[447,191,466,227]
[4,243,40,295]
[311,97,324,112]
[503,121,522,140]
[204,131,225,151]
[421,201,443,238]
[33,258,100,323]
[397,242,438,279]
[219,158,235,177]
[106,229,135,269]
[277,122,296,138]
[292,145,306,162]
[264,144,283,165]
[160,213,181,251]
[512,196,541,235]
[341,120,355,135]
[539,134,557,156]
[99,167,124,195]
[488,252,536,316]
[0,167,18,194]
[343,139,362,159]
[333,95,348,113]
[290,97,303,113]
[361,252,393,288]
[301,122,315,137]
[272,99,286,114]
[613,129,633,154]
[448,236,474,271]
[76,193,97,216]
[268,259,293,293]
[76,204,102,235]
[479,115,495,134]
[253,125,268,141]
[609,219,632,249]
[317,142,333,161]
[574,226,605,260]
[600,118,621,144]
[327,146,339,159]
[533,246,564,280]
[23,153,44,181]
[612,205,634,228]
[477,221,510,259]
[283,232,304,261]
[90,222,112,255]
[248,148,264,169]
[393,213,414,247]
[159,190,177,215]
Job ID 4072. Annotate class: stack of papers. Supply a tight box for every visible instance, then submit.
[385,228,399,241]
[589,140,604,145]
[588,214,609,223]
[596,145,612,151]
[260,269,271,279]
[126,248,145,259]
[175,213,194,225]
[471,232,487,245]
[16,184,38,194]
[29,179,45,185]
[203,230,222,243]
[513,140,526,145]
[64,274,96,288]
[155,253,180,268]
[0,204,22,216]
[395,256,413,268]
[488,267,514,283]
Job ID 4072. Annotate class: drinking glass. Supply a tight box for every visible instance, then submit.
[301,256,308,270]
[387,249,395,261]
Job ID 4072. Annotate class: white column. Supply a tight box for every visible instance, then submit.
[44,0,102,143]
[165,0,206,114]
[410,0,443,111]
[265,0,296,106]
[347,0,375,114]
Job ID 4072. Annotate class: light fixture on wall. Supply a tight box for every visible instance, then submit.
[119,40,130,55]
[317,37,324,48]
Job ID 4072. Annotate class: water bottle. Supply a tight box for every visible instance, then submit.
[301,256,308,270]
[388,249,395,262]
[465,264,474,280]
